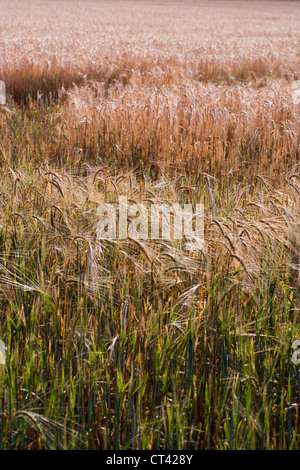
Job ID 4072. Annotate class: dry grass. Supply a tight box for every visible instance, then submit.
[0,0,299,450]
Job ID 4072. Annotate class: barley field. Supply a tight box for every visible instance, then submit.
[0,0,300,450]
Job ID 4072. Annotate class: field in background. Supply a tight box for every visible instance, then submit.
[0,0,300,449]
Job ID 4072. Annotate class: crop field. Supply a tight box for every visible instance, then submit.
[0,0,299,450]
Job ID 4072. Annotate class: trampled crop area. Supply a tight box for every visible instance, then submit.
[0,0,300,449]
